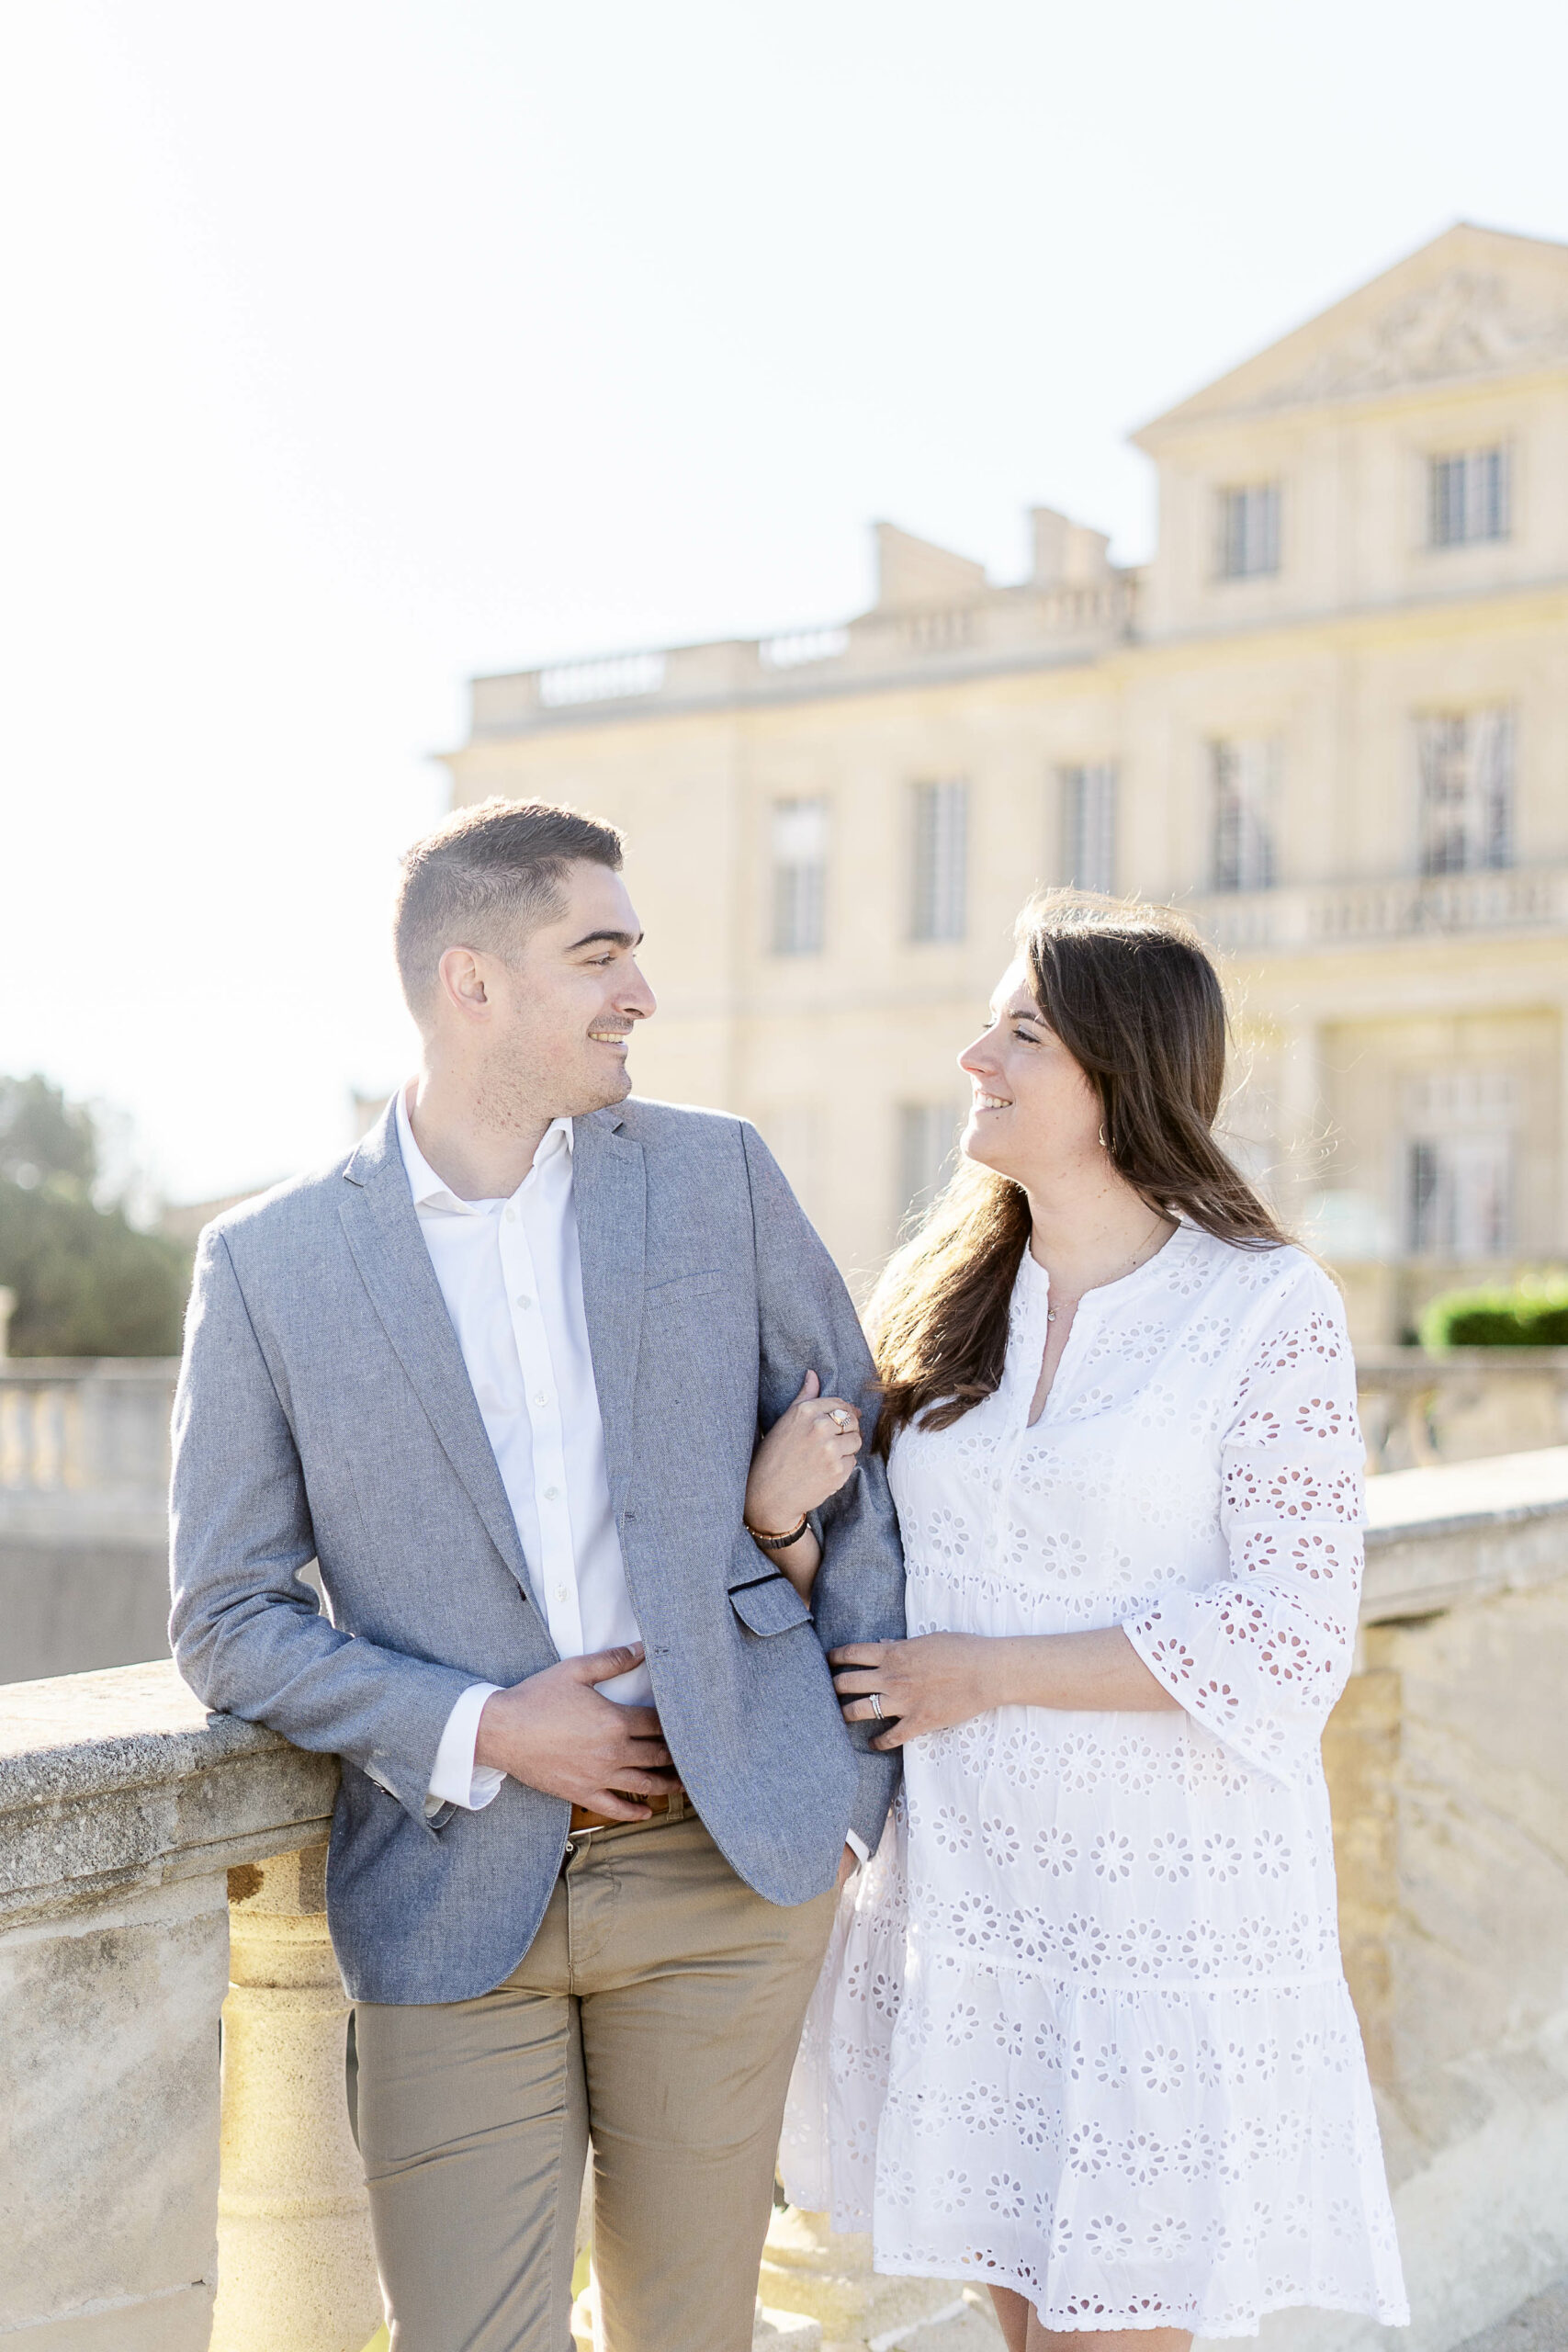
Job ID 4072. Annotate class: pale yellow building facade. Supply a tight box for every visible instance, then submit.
[446,223,1568,1340]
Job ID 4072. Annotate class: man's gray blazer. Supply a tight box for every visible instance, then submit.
[169,1098,904,2004]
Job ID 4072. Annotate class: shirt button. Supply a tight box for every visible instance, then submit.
[544,1486,560,1502]
[515,1295,533,1310]
[533,1390,549,1408]
[503,1207,516,1223]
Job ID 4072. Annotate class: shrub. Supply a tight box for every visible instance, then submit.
[0,1074,191,1356]
[1418,1275,1568,1351]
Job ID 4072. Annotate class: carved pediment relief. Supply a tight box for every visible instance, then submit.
[1259,269,1568,407]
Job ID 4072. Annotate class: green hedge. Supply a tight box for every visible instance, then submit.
[1418,1275,1568,1351]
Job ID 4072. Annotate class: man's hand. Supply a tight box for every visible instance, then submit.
[474,1644,682,1821]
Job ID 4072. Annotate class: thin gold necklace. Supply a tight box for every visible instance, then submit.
[1044,1211,1171,1326]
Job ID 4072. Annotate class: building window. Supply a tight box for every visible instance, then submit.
[770,797,828,955]
[1428,447,1509,547]
[1216,483,1280,580]
[1061,764,1117,894]
[1404,1071,1516,1258]
[1407,1136,1512,1257]
[1416,709,1513,876]
[911,779,968,943]
[898,1103,960,1231]
[1211,739,1277,892]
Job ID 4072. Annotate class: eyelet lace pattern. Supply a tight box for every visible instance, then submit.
[781,1228,1408,2337]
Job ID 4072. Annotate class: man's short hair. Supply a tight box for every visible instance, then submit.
[393,797,624,1014]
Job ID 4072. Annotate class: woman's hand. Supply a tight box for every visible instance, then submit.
[834,1627,1180,1742]
[829,1634,994,1749]
[745,1370,863,1535]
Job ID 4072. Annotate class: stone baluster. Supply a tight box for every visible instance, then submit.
[759,2205,997,2348]
[209,1843,382,2352]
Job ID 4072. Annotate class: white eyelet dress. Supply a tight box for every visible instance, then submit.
[781,1227,1408,2339]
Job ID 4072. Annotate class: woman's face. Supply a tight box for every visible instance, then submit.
[958,959,1102,1186]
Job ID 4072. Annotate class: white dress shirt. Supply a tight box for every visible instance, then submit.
[396,1088,648,1815]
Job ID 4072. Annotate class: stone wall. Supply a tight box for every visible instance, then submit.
[0,1662,371,2350]
[1252,1450,1568,2352]
[5,1452,1568,2352]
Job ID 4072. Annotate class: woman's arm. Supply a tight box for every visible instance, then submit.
[830,1627,1179,1747]
[743,1368,863,1600]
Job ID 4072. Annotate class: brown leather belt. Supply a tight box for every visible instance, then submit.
[569,1794,676,1834]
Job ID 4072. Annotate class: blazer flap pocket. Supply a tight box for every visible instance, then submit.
[728,1570,813,1637]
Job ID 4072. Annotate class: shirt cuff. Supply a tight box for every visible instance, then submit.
[425,1682,506,1816]
[844,1830,870,1867]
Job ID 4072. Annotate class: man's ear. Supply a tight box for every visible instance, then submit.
[436,946,491,1021]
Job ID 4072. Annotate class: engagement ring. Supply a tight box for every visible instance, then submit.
[869,1692,884,1720]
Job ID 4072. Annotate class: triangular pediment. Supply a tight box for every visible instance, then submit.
[1135,223,1568,442]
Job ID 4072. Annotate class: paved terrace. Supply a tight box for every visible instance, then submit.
[5,1450,1568,2350]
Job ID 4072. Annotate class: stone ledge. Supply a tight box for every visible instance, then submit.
[1363,1447,1568,1623]
[0,1661,337,1928]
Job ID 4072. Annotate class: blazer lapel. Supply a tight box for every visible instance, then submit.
[571,1110,645,1514]
[338,1108,542,1614]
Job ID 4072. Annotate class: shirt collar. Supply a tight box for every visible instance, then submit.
[395,1085,573,1216]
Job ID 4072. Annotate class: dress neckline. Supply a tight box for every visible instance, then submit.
[1013,1216,1200,1332]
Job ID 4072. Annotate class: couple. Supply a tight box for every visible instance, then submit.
[170,797,1407,2351]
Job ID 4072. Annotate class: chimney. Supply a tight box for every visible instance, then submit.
[1031,507,1112,588]
[874,522,988,612]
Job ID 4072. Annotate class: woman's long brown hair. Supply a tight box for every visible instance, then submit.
[871,892,1289,1454]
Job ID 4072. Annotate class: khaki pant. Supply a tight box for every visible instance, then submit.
[355,1804,838,2352]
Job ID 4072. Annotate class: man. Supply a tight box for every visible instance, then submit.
[170,798,904,2352]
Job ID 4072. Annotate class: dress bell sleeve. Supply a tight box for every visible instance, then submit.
[1122,1255,1365,1785]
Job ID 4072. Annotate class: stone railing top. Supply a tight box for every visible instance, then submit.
[1365,1442,1568,1538]
[1361,1444,1568,1621]
[0,1660,337,1930]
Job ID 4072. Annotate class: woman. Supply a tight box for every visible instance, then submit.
[778,895,1408,2349]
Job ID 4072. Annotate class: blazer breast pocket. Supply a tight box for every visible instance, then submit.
[645,1268,726,1305]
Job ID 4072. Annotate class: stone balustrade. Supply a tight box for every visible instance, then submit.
[4,1450,1568,2351]
[0,1360,179,1684]
[0,1358,176,1513]
[467,577,1135,739]
[1357,1347,1568,1472]
[1189,864,1568,956]
[1,1665,375,2351]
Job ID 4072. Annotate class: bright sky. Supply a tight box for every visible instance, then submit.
[3,1,1565,1204]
